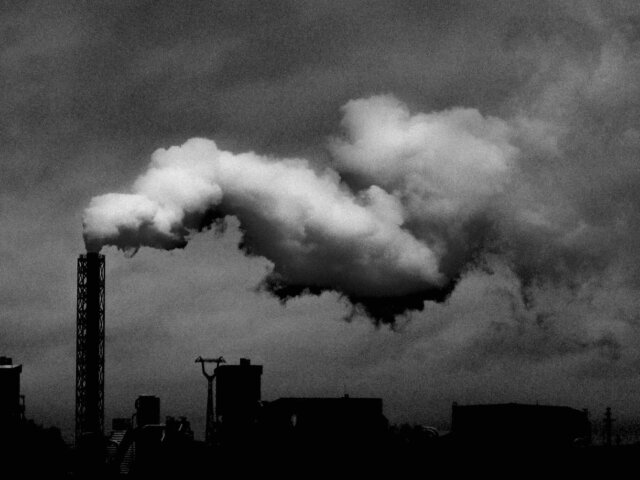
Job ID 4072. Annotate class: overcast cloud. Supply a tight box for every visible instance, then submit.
[3,0,640,441]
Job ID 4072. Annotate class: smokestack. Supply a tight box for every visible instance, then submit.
[75,252,105,444]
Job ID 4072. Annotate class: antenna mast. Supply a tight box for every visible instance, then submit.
[195,356,225,445]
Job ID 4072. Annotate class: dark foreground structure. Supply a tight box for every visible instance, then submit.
[451,402,592,448]
[102,359,389,476]
[216,358,263,443]
[0,356,24,433]
[105,395,195,477]
[4,250,640,476]
[261,396,387,449]
[3,353,640,477]
[0,357,71,477]
[76,252,106,444]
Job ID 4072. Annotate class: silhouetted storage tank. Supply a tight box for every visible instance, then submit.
[216,358,262,425]
[451,402,591,448]
[136,395,161,427]
[0,357,22,433]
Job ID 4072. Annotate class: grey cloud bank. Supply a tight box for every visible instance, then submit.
[4,0,640,440]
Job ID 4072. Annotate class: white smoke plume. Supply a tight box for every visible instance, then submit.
[331,95,516,213]
[83,95,562,322]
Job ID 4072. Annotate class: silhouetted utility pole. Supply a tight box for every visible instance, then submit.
[195,356,225,446]
[604,407,614,447]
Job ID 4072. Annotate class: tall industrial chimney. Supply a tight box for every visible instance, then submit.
[75,252,105,444]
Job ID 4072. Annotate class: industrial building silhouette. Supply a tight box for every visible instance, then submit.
[450,402,591,447]
[2,252,640,477]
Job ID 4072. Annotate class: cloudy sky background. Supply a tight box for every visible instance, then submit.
[3,0,640,441]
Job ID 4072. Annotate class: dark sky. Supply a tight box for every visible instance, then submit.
[3,0,640,442]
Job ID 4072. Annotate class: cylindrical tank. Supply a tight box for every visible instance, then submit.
[135,395,160,427]
[0,357,22,432]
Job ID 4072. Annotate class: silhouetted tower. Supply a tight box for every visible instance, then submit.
[0,357,23,435]
[196,356,225,445]
[76,252,105,443]
[216,358,262,434]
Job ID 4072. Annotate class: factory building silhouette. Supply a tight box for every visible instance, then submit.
[3,250,639,476]
[98,358,390,475]
[0,357,69,476]
[65,253,634,471]
[450,402,591,448]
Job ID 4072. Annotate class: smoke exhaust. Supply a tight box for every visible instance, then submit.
[82,95,591,323]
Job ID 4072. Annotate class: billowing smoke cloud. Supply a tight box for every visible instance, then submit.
[83,94,588,322]
[329,96,521,284]
[331,96,516,207]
